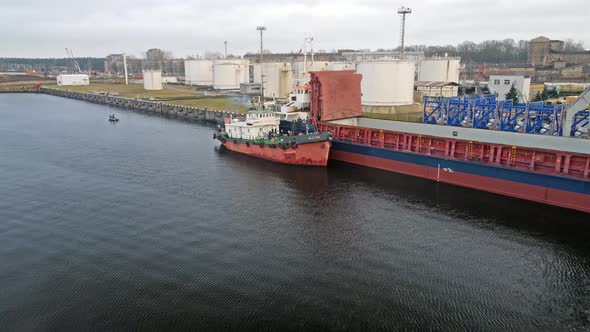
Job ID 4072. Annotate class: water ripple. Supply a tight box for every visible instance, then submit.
[1,94,589,331]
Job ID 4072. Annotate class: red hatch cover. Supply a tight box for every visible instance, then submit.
[309,70,362,124]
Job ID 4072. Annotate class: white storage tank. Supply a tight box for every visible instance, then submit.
[143,70,163,90]
[356,60,415,105]
[56,74,89,86]
[184,60,213,86]
[251,62,293,98]
[293,61,332,81]
[418,58,460,82]
[214,59,249,83]
[213,63,247,90]
[327,62,354,71]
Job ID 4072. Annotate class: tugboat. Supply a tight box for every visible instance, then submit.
[214,109,332,166]
[108,114,119,122]
[276,85,314,135]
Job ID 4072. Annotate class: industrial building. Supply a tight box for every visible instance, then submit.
[488,75,531,102]
[56,74,89,86]
[415,81,460,97]
[528,36,590,82]
[528,36,590,67]
[528,37,565,66]
[143,70,163,90]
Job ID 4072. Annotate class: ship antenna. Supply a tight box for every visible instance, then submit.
[256,26,267,108]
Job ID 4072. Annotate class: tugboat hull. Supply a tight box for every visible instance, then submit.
[222,140,330,166]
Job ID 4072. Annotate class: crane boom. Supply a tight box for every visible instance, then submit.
[65,47,81,73]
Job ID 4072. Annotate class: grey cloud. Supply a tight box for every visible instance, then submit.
[0,0,587,57]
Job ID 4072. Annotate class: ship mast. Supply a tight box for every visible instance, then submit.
[256,26,266,107]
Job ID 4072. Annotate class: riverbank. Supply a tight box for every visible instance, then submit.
[1,84,424,123]
[2,86,242,123]
[0,85,39,93]
[47,83,249,111]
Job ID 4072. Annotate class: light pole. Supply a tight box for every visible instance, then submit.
[123,53,128,85]
[397,6,412,57]
[256,26,266,105]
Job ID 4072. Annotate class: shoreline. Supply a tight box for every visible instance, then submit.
[1,87,241,124]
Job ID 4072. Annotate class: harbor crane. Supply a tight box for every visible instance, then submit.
[65,48,81,73]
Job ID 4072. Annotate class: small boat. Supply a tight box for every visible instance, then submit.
[108,114,119,122]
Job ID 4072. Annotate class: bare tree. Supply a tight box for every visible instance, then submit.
[163,51,174,60]
[564,39,585,52]
[204,51,223,59]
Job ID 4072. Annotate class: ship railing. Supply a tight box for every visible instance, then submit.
[323,121,590,180]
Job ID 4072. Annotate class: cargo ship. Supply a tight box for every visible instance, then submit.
[304,70,590,213]
[215,109,332,166]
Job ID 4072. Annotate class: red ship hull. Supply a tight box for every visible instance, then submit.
[330,147,590,214]
[317,122,590,213]
[222,140,331,166]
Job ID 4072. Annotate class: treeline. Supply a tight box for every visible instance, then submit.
[401,39,530,63]
[0,57,105,71]
[382,38,585,64]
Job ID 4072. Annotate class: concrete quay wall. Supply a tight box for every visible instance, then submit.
[39,88,240,124]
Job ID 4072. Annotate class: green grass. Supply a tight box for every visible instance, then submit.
[47,83,249,113]
[47,83,194,99]
[162,84,198,92]
[170,98,248,112]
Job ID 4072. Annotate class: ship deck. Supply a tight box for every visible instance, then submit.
[319,118,590,182]
[329,117,590,155]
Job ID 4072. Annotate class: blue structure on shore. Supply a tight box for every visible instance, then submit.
[423,95,567,136]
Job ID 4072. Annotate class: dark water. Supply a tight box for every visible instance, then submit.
[1,94,589,331]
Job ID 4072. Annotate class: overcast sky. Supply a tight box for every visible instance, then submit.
[1,0,588,58]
